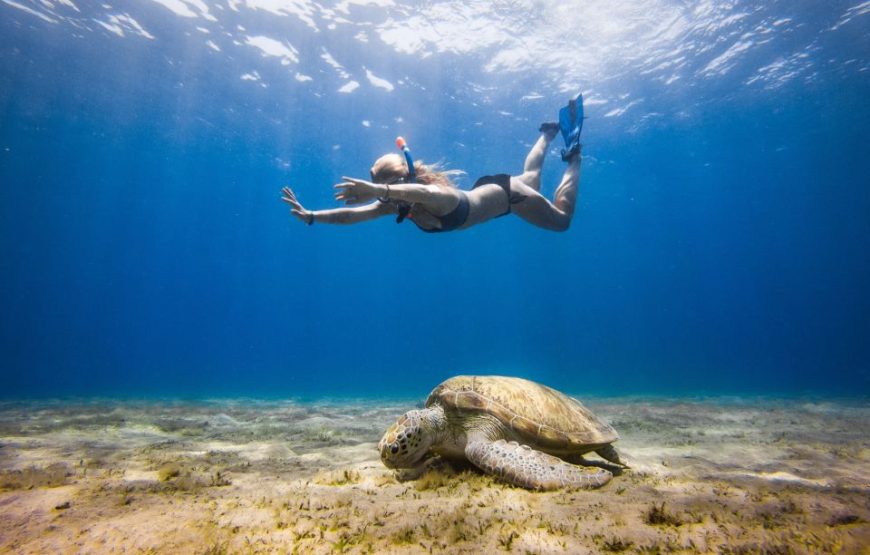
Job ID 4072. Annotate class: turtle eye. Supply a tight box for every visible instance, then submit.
[391,445,399,454]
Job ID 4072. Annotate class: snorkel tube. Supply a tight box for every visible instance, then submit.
[394,136,414,222]
[396,136,416,183]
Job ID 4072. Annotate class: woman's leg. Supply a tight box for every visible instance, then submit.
[518,127,558,191]
[510,151,581,232]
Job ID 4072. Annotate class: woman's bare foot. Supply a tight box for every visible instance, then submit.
[538,122,559,140]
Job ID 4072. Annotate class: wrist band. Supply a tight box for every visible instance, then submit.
[307,213,315,225]
[378,183,391,204]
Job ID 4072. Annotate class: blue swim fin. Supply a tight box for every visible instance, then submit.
[558,93,584,161]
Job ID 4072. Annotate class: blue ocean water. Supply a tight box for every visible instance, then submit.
[0,0,868,399]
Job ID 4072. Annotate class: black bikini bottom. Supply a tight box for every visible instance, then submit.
[473,174,512,215]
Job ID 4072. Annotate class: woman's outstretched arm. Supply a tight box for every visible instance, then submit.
[282,186,395,225]
[335,177,458,213]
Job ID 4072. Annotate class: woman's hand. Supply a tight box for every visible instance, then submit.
[281,186,314,224]
[334,176,382,205]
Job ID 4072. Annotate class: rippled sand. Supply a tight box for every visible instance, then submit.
[0,397,867,553]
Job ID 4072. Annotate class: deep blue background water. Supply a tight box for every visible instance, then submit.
[1,1,868,398]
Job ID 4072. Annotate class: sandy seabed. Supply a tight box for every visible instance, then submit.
[0,396,867,554]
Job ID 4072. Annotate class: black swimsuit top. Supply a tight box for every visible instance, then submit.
[398,174,512,233]
[410,193,470,233]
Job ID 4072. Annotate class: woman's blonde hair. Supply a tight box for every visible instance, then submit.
[370,153,463,188]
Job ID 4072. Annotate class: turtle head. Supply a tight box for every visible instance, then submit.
[378,408,438,469]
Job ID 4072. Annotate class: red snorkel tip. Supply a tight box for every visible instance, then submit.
[395,136,407,149]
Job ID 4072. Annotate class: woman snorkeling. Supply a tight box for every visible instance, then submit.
[281,94,584,232]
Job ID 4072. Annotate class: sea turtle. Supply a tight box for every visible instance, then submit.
[378,375,625,491]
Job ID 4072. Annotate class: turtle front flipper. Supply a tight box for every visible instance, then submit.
[465,439,612,491]
[596,445,629,468]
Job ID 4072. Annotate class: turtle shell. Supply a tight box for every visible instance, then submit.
[426,375,618,449]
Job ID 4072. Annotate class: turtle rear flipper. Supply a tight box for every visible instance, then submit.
[465,438,612,491]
